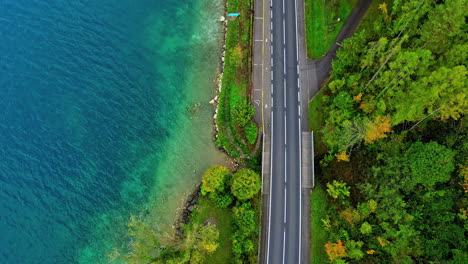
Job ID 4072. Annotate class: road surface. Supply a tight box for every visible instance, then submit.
[266,0,302,262]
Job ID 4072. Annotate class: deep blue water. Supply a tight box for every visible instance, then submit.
[0,0,222,263]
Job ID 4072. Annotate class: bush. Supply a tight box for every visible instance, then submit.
[244,122,258,144]
[231,169,261,201]
[232,100,255,127]
[233,202,257,235]
[209,192,234,208]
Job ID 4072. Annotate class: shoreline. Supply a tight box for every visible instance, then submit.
[210,13,228,142]
[173,5,232,233]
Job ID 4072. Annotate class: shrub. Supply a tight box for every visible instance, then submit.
[244,122,258,144]
[232,100,255,127]
[208,192,234,208]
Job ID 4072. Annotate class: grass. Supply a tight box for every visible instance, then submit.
[216,0,256,157]
[308,87,328,156]
[310,184,329,264]
[189,196,234,263]
[304,0,357,59]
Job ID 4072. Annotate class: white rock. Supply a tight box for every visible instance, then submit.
[218,16,225,22]
[209,99,215,104]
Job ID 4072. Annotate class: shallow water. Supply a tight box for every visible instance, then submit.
[0,0,226,263]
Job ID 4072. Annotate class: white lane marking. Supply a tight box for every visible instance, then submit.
[283,19,285,45]
[255,17,263,19]
[284,79,287,108]
[271,70,273,81]
[284,187,287,222]
[271,57,273,67]
[284,152,287,183]
[284,111,287,146]
[255,39,264,42]
[282,229,286,264]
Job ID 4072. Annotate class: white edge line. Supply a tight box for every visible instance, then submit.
[294,0,302,262]
[266,109,274,264]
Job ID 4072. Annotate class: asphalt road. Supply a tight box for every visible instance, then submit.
[266,0,302,262]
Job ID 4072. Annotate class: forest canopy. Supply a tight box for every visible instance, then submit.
[314,0,467,263]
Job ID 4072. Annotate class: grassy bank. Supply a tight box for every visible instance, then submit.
[310,184,329,264]
[304,0,356,59]
[308,88,328,156]
[188,196,234,263]
[216,0,258,158]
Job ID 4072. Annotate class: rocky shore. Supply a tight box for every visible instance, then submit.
[174,184,202,236]
[209,14,228,139]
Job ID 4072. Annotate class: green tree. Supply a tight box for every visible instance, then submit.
[201,165,231,194]
[231,169,261,200]
[393,65,467,124]
[403,141,456,190]
[326,180,351,200]
[122,215,161,263]
[360,222,372,235]
[346,240,364,260]
[182,223,219,262]
[233,202,257,235]
[420,0,466,54]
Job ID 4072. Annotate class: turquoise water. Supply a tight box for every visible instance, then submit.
[0,0,226,263]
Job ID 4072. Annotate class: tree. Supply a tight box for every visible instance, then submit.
[123,215,161,263]
[393,66,467,123]
[231,169,261,200]
[364,116,392,144]
[335,151,350,162]
[346,240,364,260]
[420,0,466,54]
[201,165,231,194]
[232,100,255,127]
[233,202,257,235]
[326,180,350,200]
[325,240,347,261]
[403,141,456,190]
[360,222,372,235]
[181,223,219,262]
